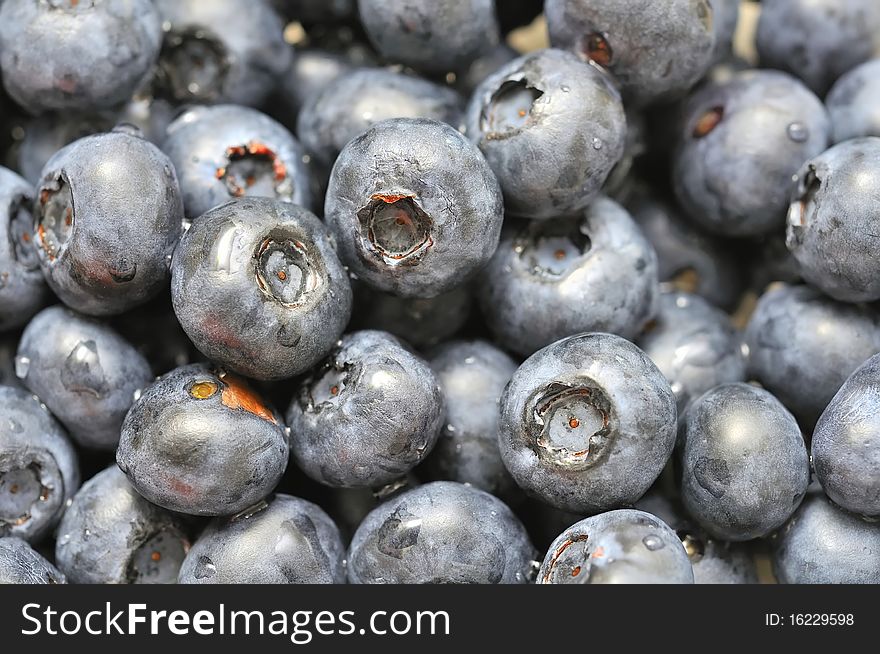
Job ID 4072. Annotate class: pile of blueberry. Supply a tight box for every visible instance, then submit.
[1,0,879,585]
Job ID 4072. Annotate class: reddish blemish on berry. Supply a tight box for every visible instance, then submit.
[571,566,581,577]
[583,33,613,68]
[569,417,580,429]
[693,107,724,138]
[218,371,278,424]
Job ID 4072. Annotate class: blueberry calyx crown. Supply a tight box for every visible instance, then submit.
[357,194,433,266]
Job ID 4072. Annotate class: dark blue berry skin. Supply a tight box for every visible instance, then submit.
[479,197,659,356]
[34,130,184,316]
[786,138,880,303]
[0,537,66,584]
[297,68,464,168]
[171,198,352,381]
[117,364,290,516]
[637,292,746,416]
[757,0,880,96]
[163,105,315,219]
[673,70,829,237]
[0,386,80,543]
[55,466,190,584]
[499,333,677,515]
[681,383,810,542]
[0,0,162,115]
[465,49,626,219]
[826,59,880,144]
[771,484,880,584]
[710,0,740,64]
[325,118,503,298]
[0,166,50,332]
[16,306,153,451]
[153,0,291,107]
[287,330,445,488]
[278,49,355,118]
[347,481,536,584]
[538,510,694,584]
[545,0,715,106]
[178,494,346,584]
[812,353,880,518]
[357,0,499,75]
[745,284,880,431]
[424,340,519,500]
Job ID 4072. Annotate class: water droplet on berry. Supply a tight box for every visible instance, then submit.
[14,356,29,379]
[787,122,809,143]
[642,535,665,551]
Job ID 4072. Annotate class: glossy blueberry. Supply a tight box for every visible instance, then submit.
[163,105,314,219]
[0,0,161,115]
[297,68,464,168]
[627,188,743,311]
[479,197,659,356]
[465,49,626,219]
[673,70,830,237]
[638,292,746,416]
[745,284,880,430]
[681,383,810,541]
[287,330,445,488]
[351,283,472,349]
[812,353,880,518]
[117,363,289,516]
[538,510,694,584]
[357,0,499,74]
[826,59,880,144]
[757,0,880,96]
[771,485,880,584]
[153,0,291,107]
[325,118,503,298]
[178,494,345,584]
[0,166,49,331]
[545,0,715,106]
[55,466,190,584]
[171,198,352,381]
[500,333,677,514]
[34,130,184,316]
[15,305,153,451]
[0,386,79,543]
[0,537,65,584]
[424,340,518,499]
[347,481,536,584]
[786,138,880,303]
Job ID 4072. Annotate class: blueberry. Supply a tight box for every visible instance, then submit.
[771,484,880,584]
[357,0,499,74]
[171,198,352,381]
[499,333,676,514]
[681,383,810,541]
[153,0,291,107]
[163,105,315,219]
[178,494,346,584]
[710,0,740,64]
[786,137,880,303]
[478,197,659,356]
[757,0,880,96]
[545,0,715,106]
[673,70,830,237]
[325,118,503,298]
[637,292,746,416]
[0,386,79,543]
[465,49,626,219]
[351,283,473,349]
[347,481,536,584]
[0,537,66,584]
[287,330,445,488]
[55,466,190,584]
[538,509,694,584]
[745,284,880,430]
[812,353,880,518]
[424,340,519,499]
[117,363,289,516]
[826,59,880,144]
[0,166,50,331]
[0,0,161,115]
[297,68,464,168]
[278,49,355,118]
[15,305,153,451]
[34,130,184,316]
